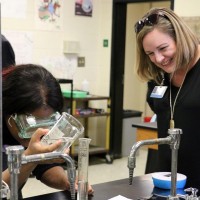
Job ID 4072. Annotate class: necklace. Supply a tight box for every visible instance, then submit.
[169,67,189,129]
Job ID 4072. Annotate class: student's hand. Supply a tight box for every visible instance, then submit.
[25,128,62,156]
[63,147,70,154]
[24,128,69,164]
[87,183,94,195]
[74,177,94,195]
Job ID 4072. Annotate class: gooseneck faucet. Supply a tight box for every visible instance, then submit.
[128,128,182,200]
[6,145,76,200]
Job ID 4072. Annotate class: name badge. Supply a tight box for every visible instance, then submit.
[150,86,168,98]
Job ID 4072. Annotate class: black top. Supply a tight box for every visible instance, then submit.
[147,58,200,190]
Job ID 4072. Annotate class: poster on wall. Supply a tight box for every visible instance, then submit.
[181,17,200,39]
[75,0,93,17]
[35,0,63,31]
[40,55,77,80]
[3,31,33,64]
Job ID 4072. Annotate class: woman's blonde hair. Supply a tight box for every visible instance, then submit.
[136,7,199,84]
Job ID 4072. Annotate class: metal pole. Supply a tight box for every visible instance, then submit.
[6,145,24,200]
[168,128,182,200]
[171,148,178,196]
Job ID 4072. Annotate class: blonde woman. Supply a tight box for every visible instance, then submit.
[135,7,200,191]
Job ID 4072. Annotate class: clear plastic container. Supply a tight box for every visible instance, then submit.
[81,79,89,93]
[41,112,84,153]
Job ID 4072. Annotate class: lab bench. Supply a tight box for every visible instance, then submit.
[24,174,184,200]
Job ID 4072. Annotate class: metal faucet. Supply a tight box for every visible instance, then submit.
[128,128,182,200]
[6,145,76,200]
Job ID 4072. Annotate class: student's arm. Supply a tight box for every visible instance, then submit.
[40,166,94,194]
[2,128,62,188]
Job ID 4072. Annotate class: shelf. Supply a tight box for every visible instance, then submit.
[64,94,110,101]
[74,113,110,118]
[63,94,111,161]
[72,144,108,156]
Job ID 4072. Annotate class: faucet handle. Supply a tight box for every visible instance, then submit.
[184,188,199,200]
[185,187,198,197]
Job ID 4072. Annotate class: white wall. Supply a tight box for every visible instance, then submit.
[1,0,112,97]
[174,0,200,16]
[1,0,113,146]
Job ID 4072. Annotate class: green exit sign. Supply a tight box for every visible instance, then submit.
[103,39,108,47]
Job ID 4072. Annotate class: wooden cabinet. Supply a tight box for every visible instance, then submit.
[136,128,158,150]
[132,122,158,173]
[132,122,158,149]
[63,95,111,162]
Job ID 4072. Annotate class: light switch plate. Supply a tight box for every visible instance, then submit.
[103,39,108,47]
[78,57,85,67]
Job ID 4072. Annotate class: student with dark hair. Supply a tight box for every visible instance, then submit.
[2,64,94,198]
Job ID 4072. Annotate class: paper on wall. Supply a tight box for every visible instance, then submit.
[0,0,27,19]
